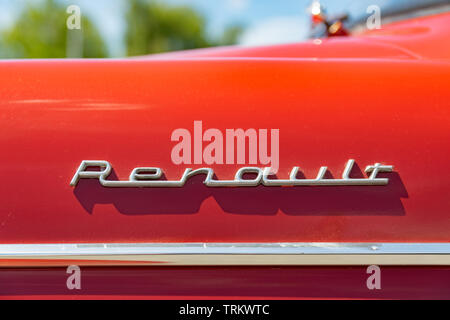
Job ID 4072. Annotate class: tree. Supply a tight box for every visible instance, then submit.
[0,0,107,58]
[219,25,245,46]
[125,0,243,56]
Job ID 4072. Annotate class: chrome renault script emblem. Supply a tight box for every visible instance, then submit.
[70,160,393,187]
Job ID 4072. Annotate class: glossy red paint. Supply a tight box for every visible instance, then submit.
[1,60,449,243]
[0,12,449,298]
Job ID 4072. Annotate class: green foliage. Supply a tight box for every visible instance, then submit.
[126,0,243,55]
[0,0,107,58]
[220,24,245,46]
[0,0,244,58]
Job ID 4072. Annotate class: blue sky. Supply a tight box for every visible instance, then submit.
[0,0,417,56]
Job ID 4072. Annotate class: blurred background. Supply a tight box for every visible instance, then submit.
[0,0,448,58]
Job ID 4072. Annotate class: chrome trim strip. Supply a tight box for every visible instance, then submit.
[0,243,449,266]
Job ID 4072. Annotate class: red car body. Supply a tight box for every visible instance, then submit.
[0,12,449,299]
